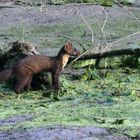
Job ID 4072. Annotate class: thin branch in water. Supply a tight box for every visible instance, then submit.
[107,31,140,45]
[92,13,104,45]
[92,7,108,45]
[115,0,140,23]
[92,7,108,53]
[74,7,94,45]
[101,7,108,44]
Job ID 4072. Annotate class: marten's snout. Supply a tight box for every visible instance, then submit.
[72,49,80,57]
[67,48,80,57]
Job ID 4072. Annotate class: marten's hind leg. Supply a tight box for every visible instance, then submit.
[14,76,30,94]
[26,76,32,90]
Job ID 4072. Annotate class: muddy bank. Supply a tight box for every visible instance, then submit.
[0,126,131,140]
[0,3,140,26]
[0,3,140,54]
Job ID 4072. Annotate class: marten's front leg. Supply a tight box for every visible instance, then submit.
[52,70,61,90]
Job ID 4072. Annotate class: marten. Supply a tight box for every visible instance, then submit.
[0,41,80,94]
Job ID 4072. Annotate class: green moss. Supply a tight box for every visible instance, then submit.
[0,70,140,137]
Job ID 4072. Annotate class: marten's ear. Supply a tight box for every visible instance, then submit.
[64,41,73,51]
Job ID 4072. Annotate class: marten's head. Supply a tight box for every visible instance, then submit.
[57,41,80,68]
[64,41,80,57]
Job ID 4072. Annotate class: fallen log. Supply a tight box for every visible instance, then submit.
[76,48,140,61]
[70,47,140,68]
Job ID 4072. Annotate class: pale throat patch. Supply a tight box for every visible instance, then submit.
[62,54,70,68]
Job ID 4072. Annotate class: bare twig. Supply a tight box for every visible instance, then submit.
[97,7,109,53]
[101,7,108,44]
[92,7,108,54]
[74,7,94,45]
[108,31,140,45]
[92,13,102,34]
[92,13,106,45]
[115,0,140,23]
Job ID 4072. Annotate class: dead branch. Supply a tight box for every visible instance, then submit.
[74,7,94,45]
[107,31,140,45]
[92,11,107,45]
[101,7,108,44]
[71,47,140,62]
[115,0,140,23]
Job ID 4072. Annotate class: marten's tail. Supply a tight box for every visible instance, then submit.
[0,69,13,83]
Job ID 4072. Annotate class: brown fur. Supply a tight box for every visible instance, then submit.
[0,41,80,94]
